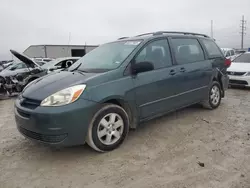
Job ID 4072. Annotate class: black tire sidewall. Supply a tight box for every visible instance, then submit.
[208,82,222,109]
[91,105,129,152]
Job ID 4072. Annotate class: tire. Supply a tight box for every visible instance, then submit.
[202,81,222,109]
[86,104,129,152]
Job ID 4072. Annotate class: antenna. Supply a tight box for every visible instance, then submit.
[67,32,71,56]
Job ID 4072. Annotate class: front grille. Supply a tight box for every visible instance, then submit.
[229,79,248,85]
[18,126,67,143]
[20,97,41,109]
[227,71,246,76]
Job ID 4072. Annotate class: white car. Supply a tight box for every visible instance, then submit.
[221,48,238,61]
[41,57,80,73]
[227,52,250,87]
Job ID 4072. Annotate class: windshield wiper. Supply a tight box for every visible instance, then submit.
[70,63,82,72]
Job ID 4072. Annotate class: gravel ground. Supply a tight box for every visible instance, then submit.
[0,89,250,188]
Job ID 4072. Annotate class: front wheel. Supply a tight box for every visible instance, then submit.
[86,104,129,152]
[202,81,222,109]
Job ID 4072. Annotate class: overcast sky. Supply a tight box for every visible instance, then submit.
[0,0,250,59]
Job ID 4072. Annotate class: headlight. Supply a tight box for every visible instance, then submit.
[41,85,86,107]
[245,72,250,76]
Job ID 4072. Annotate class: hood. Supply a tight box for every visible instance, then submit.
[10,49,41,68]
[227,62,250,72]
[22,71,98,101]
[0,69,17,77]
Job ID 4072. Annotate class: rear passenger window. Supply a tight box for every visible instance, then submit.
[230,50,235,56]
[200,39,223,58]
[135,39,172,69]
[171,38,205,64]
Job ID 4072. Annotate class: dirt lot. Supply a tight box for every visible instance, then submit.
[0,89,250,188]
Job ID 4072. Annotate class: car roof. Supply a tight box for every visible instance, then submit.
[115,31,211,42]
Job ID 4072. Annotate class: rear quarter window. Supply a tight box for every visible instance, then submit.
[200,39,223,58]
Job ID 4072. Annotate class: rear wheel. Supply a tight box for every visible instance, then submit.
[202,81,222,109]
[86,104,129,152]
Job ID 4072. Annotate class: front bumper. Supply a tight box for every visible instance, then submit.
[15,97,98,146]
[228,75,250,87]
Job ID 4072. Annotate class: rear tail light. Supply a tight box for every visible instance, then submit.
[225,59,231,67]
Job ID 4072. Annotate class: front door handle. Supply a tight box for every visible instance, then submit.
[180,67,186,72]
[169,69,176,75]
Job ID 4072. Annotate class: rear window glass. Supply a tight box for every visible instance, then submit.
[201,39,223,57]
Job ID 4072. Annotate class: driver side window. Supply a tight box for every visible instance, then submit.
[135,39,172,70]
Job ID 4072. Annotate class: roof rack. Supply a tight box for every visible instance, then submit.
[136,31,210,38]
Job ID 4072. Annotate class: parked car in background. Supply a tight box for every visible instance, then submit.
[0,60,14,70]
[0,62,28,77]
[15,31,230,152]
[0,51,48,96]
[227,52,250,87]
[0,60,45,78]
[0,50,47,89]
[0,65,4,72]
[0,60,13,66]
[221,48,238,61]
[235,49,247,55]
[41,57,80,73]
[0,50,78,97]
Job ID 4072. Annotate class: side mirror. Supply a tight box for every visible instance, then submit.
[132,61,154,74]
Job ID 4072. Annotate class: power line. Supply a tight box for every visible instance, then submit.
[240,15,246,49]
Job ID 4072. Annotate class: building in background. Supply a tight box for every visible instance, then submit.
[23,44,98,58]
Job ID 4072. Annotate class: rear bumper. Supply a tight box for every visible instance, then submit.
[15,97,98,147]
[228,75,250,87]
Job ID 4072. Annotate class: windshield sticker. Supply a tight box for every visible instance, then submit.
[124,41,141,45]
[114,61,121,64]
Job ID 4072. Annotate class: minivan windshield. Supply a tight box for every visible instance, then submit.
[233,53,250,63]
[69,40,142,72]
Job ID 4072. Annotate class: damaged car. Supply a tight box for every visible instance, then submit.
[0,50,79,97]
[0,50,47,97]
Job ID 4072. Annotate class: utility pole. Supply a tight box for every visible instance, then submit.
[211,20,214,39]
[67,32,71,56]
[240,15,246,49]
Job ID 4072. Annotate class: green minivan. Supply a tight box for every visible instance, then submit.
[15,31,230,152]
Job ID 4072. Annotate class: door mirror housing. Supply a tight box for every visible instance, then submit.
[132,61,154,74]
